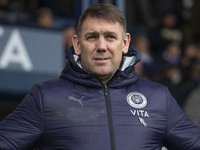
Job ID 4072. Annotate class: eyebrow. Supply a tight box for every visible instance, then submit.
[104,31,118,37]
[85,31,118,37]
[85,32,99,37]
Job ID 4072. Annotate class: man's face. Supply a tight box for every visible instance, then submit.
[73,17,130,83]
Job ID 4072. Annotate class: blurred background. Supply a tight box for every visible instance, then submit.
[0,0,200,127]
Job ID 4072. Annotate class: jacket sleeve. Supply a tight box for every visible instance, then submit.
[0,85,44,150]
[165,87,200,150]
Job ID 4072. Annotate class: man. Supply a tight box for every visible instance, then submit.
[0,3,200,150]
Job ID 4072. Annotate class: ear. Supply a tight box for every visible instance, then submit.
[122,33,131,54]
[72,34,81,55]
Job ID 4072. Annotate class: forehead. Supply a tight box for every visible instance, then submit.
[81,17,123,35]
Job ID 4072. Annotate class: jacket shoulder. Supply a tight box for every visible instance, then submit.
[137,79,167,91]
[35,78,69,91]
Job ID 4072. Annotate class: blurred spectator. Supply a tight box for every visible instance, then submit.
[134,62,144,78]
[38,0,74,18]
[181,43,198,81]
[156,42,184,96]
[186,61,200,92]
[150,0,183,20]
[126,0,157,35]
[161,42,182,66]
[35,7,54,28]
[185,0,200,44]
[36,0,75,30]
[183,0,194,20]
[132,34,157,79]
[190,61,200,81]
[183,83,200,128]
[63,26,76,57]
[33,4,74,30]
[0,0,10,21]
[181,43,198,68]
[0,0,30,24]
[181,44,200,96]
[160,13,183,43]
[134,61,152,80]
[150,12,183,56]
[161,65,186,106]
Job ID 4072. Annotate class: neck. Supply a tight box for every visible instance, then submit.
[97,74,113,85]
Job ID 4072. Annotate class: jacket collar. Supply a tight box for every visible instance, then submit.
[71,46,141,72]
[60,46,140,88]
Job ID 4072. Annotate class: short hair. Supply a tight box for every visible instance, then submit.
[77,3,127,37]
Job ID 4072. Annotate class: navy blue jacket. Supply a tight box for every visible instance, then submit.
[0,47,200,150]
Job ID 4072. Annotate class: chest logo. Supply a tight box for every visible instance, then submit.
[68,96,84,107]
[127,92,147,109]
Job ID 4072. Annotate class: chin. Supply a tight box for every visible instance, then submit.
[95,70,113,76]
[92,66,115,76]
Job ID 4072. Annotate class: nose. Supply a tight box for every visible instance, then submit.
[97,37,106,52]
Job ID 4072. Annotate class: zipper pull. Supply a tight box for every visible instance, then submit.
[104,85,108,96]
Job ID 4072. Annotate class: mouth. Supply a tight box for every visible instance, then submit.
[93,57,110,64]
[94,57,109,61]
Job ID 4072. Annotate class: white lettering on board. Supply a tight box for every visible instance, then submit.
[0,29,33,71]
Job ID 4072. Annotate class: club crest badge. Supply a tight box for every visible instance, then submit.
[127,92,147,109]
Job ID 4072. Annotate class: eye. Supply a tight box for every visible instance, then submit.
[86,35,97,40]
[106,35,116,40]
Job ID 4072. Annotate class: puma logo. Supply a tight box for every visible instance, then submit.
[68,96,84,107]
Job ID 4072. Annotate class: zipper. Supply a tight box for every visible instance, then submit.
[104,85,115,150]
